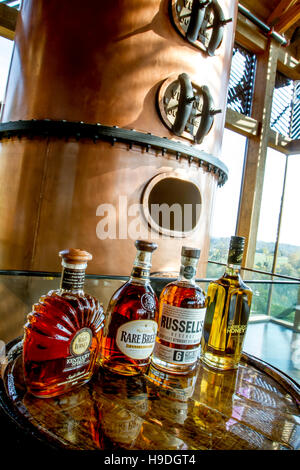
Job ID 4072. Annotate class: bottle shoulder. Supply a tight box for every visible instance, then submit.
[160,281,206,308]
[26,288,104,335]
[111,279,157,301]
[105,279,158,324]
[162,280,205,295]
[208,274,252,294]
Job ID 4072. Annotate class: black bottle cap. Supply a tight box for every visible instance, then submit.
[229,236,245,249]
[135,240,158,253]
[181,246,201,259]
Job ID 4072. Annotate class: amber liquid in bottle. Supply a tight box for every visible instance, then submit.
[23,249,105,398]
[151,247,206,375]
[100,240,159,376]
[201,236,252,370]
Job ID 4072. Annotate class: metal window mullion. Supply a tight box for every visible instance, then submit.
[289,82,297,138]
[291,81,300,139]
[247,53,257,116]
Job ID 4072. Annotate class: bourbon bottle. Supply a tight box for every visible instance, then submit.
[151,247,206,374]
[23,249,105,398]
[201,236,253,370]
[99,240,158,376]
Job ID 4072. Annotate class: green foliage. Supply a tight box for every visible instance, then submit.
[208,237,300,323]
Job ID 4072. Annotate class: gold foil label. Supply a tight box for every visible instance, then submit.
[71,328,92,356]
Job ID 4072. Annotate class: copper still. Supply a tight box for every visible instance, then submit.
[0,0,237,276]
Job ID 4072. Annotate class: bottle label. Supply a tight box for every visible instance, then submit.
[226,324,247,334]
[141,293,156,312]
[71,328,92,356]
[131,250,152,280]
[64,351,91,372]
[180,255,199,280]
[61,267,86,290]
[130,267,150,280]
[182,265,196,279]
[64,328,92,372]
[116,320,158,360]
[157,304,205,345]
[154,343,199,364]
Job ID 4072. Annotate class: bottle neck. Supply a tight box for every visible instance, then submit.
[224,263,241,277]
[225,245,244,277]
[178,256,198,284]
[60,261,87,294]
[130,250,153,284]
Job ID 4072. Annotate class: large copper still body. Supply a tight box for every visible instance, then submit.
[0,0,237,276]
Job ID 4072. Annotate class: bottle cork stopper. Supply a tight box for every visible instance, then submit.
[135,240,158,253]
[181,246,201,259]
[59,248,93,264]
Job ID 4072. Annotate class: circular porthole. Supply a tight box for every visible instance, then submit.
[142,172,202,238]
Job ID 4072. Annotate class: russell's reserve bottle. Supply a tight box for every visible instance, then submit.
[201,236,252,370]
[23,249,105,398]
[99,240,159,376]
[151,246,206,374]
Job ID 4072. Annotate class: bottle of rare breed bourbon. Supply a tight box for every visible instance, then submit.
[151,247,206,374]
[201,236,252,370]
[100,240,159,376]
[23,249,105,398]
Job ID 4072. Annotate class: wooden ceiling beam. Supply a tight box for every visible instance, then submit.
[236,41,280,269]
[225,108,259,138]
[277,47,300,80]
[273,3,300,33]
[267,0,298,25]
[285,138,300,154]
[235,13,268,53]
[0,3,18,40]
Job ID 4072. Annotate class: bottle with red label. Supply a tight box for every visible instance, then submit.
[151,246,206,374]
[99,240,159,376]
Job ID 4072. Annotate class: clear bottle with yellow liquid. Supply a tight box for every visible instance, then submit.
[201,236,252,370]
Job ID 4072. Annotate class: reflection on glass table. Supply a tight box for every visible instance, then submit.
[0,338,299,450]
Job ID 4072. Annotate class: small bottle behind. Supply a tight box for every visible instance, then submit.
[99,240,159,376]
[201,236,252,370]
[151,246,206,375]
[23,249,105,398]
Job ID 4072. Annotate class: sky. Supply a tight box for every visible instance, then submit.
[213,131,300,247]
[0,36,13,100]
[0,35,299,249]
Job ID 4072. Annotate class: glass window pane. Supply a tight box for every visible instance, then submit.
[267,154,300,325]
[0,36,14,104]
[254,148,286,273]
[277,155,300,278]
[207,129,246,275]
